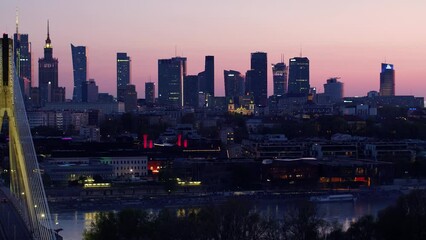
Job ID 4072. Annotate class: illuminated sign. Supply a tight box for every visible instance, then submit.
[382,63,394,72]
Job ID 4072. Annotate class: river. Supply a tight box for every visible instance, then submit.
[52,196,398,240]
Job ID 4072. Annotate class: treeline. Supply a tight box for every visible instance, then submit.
[84,190,426,240]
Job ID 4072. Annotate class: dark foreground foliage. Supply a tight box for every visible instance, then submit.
[84,191,426,240]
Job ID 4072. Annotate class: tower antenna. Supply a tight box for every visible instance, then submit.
[15,8,19,35]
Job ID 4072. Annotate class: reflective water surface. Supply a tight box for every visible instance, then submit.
[53,197,397,240]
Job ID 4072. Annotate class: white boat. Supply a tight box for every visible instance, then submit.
[309,194,356,203]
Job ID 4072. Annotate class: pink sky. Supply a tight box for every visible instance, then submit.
[1,0,426,99]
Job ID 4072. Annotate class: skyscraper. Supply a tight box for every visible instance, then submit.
[38,21,62,106]
[117,52,131,101]
[288,57,310,96]
[250,52,268,106]
[199,55,214,96]
[224,70,245,101]
[380,63,395,96]
[272,62,288,96]
[158,57,187,108]
[71,44,87,102]
[184,75,199,108]
[13,15,32,101]
[145,82,155,105]
[324,77,344,102]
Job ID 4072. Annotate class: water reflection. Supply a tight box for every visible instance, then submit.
[53,198,397,240]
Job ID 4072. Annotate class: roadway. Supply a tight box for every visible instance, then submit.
[0,187,32,240]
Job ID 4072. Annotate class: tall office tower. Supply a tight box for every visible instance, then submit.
[380,63,395,96]
[324,77,344,102]
[145,82,155,105]
[250,52,268,106]
[38,21,60,106]
[158,57,187,108]
[184,75,199,108]
[71,44,87,102]
[13,15,32,100]
[288,57,310,96]
[272,62,288,96]
[117,52,131,101]
[224,70,245,101]
[82,79,98,103]
[201,55,215,96]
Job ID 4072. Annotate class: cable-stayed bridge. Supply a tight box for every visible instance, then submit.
[0,34,57,240]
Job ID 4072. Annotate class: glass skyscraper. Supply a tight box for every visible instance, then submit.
[380,63,395,96]
[184,75,199,108]
[272,62,288,96]
[117,52,131,101]
[71,44,87,102]
[288,57,310,96]
[250,52,268,106]
[158,57,187,108]
[224,70,245,101]
[14,32,32,101]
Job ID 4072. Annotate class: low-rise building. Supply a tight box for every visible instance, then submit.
[242,139,305,159]
[99,156,148,178]
[312,142,358,160]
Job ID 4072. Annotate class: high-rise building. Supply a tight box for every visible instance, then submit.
[324,77,344,102]
[145,82,155,105]
[184,75,199,108]
[13,16,32,101]
[380,63,395,96]
[272,62,288,96]
[158,57,187,108]
[82,79,98,103]
[199,55,214,96]
[224,70,245,101]
[250,52,268,106]
[117,52,131,101]
[288,57,310,96]
[38,21,62,106]
[71,44,87,102]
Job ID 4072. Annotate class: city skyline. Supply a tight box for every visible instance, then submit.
[1,1,426,99]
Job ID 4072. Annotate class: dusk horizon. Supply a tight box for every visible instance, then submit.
[2,0,426,99]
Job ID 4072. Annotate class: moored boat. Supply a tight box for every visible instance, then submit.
[309,194,356,203]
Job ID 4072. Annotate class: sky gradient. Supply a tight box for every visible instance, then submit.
[1,0,426,99]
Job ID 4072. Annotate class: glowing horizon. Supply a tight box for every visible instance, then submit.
[2,0,426,99]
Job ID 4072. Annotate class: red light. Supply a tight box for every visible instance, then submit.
[183,139,188,148]
[177,134,182,147]
[355,177,367,182]
[143,134,148,148]
[149,140,153,149]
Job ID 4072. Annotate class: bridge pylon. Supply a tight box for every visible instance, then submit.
[1,34,56,240]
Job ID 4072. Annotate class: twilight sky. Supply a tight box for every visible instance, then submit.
[1,0,426,99]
